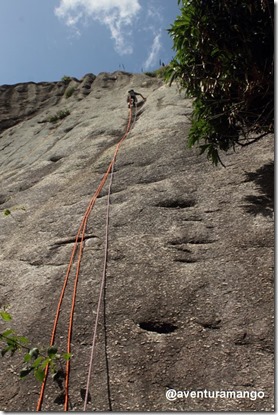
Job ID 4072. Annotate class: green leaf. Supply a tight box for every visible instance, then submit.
[32,356,44,368]
[62,352,72,361]
[24,353,32,363]
[41,358,51,370]
[1,329,15,337]
[34,368,45,382]
[0,311,12,321]
[3,209,11,217]
[49,361,58,375]
[6,337,18,350]
[199,144,211,155]
[17,336,29,345]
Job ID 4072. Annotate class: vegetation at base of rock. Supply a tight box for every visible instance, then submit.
[0,309,71,383]
[48,109,70,123]
[166,0,274,165]
[65,86,76,99]
[61,75,72,85]
[144,72,156,78]
[145,66,169,79]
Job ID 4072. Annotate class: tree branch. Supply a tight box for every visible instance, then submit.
[237,131,271,147]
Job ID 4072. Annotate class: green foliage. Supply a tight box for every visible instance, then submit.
[0,310,12,321]
[3,206,26,219]
[145,65,169,79]
[154,65,169,79]
[145,71,157,78]
[0,309,71,383]
[3,209,11,217]
[48,109,70,123]
[61,75,72,85]
[166,0,274,164]
[65,86,76,98]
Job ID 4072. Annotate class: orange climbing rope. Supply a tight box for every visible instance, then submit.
[82,102,138,411]
[36,104,133,411]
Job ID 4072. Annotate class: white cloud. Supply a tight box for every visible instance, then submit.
[146,3,163,23]
[144,32,162,69]
[55,0,141,54]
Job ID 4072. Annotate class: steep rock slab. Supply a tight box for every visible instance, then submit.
[0,72,274,411]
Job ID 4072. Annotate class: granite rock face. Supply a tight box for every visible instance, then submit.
[0,74,96,135]
[0,72,274,411]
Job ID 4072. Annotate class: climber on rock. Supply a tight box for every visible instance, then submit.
[127,89,146,108]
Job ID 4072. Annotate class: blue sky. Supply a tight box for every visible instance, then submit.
[0,0,181,85]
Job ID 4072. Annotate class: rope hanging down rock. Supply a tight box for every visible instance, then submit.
[36,102,135,412]
[83,102,138,411]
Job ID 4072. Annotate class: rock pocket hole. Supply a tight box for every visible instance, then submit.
[0,195,7,205]
[156,199,196,209]
[139,321,177,334]
[197,319,222,330]
[49,155,63,162]
[174,258,197,264]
